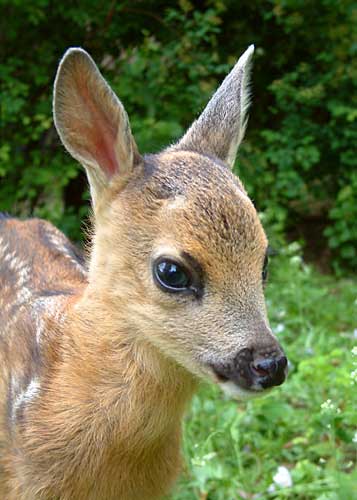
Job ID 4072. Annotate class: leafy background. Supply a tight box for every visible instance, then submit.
[1,0,356,272]
[1,1,356,499]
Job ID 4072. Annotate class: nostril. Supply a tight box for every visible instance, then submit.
[277,355,288,370]
[251,358,278,378]
[250,354,288,389]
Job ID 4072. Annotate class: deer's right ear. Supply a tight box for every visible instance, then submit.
[53,48,141,207]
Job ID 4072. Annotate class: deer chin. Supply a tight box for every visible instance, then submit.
[218,380,268,401]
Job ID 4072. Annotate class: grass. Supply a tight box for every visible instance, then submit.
[171,242,357,500]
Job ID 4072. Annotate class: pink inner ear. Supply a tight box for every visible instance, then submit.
[73,72,122,179]
[91,125,120,178]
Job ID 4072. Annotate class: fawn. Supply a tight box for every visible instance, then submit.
[0,45,287,499]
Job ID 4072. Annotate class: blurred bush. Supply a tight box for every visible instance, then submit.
[1,0,356,272]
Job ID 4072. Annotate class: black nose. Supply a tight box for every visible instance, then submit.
[210,348,288,391]
[250,355,287,388]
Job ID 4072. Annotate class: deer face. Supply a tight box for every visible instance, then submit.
[53,46,287,398]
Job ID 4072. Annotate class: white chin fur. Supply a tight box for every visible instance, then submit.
[219,381,264,400]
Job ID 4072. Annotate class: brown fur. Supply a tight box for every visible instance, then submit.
[0,46,286,499]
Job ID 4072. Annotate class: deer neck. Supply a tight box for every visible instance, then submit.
[53,287,197,455]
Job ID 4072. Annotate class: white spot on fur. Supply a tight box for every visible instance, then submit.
[166,195,186,211]
[12,378,40,421]
[0,237,10,256]
[32,295,66,345]
[47,230,86,276]
[0,237,32,335]
[17,265,30,285]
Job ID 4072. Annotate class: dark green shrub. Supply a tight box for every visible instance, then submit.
[1,0,356,271]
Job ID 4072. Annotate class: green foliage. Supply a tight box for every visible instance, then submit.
[1,4,356,496]
[172,245,357,499]
[325,172,357,273]
[1,0,356,267]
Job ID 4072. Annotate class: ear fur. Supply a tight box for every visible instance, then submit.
[53,48,141,206]
[173,45,254,169]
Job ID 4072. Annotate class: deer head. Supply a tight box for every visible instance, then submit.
[53,46,287,399]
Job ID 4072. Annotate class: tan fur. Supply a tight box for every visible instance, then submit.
[0,46,287,499]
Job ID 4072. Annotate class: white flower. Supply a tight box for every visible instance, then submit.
[350,369,357,384]
[288,242,301,254]
[274,323,285,334]
[290,255,302,266]
[303,264,311,276]
[191,451,216,467]
[352,432,357,444]
[273,466,293,488]
[320,399,341,414]
[352,346,357,356]
[321,399,334,412]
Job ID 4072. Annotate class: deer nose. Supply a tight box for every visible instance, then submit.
[250,355,287,388]
[210,348,288,391]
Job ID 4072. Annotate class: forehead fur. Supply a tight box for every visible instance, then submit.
[126,150,267,268]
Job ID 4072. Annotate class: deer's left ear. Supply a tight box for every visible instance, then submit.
[53,48,141,207]
[174,45,254,169]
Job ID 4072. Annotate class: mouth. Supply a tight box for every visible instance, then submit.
[210,367,266,400]
[208,352,288,399]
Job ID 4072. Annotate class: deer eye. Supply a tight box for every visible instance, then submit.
[153,258,191,293]
[262,254,269,283]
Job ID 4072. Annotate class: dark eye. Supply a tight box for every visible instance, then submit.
[154,259,191,292]
[262,254,269,283]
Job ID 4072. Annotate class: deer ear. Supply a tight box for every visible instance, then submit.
[53,48,141,206]
[174,45,254,169]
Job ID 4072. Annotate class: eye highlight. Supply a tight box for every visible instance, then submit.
[153,258,192,293]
